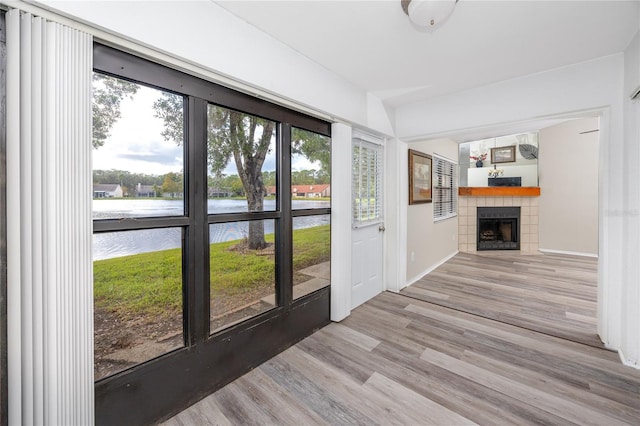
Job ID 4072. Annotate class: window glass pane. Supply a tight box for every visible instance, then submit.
[293,215,330,300]
[92,73,185,219]
[291,128,331,210]
[210,219,276,333]
[207,105,276,214]
[94,228,184,380]
[352,140,382,224]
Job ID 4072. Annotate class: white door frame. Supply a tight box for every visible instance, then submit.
[330,123,353,321]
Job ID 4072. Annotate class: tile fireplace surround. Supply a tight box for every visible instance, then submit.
[458,188,540,253]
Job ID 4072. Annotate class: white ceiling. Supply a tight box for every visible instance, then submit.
[215,0,639,108]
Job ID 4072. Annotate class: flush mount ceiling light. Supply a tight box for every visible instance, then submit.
[401,0,459,30]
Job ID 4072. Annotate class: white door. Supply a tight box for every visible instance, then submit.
[351,136,384,309]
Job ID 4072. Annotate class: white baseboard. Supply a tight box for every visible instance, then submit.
[616,347,640,370]
[404,250,459,288]
[538,248,598,258]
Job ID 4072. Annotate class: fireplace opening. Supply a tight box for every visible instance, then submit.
[477,206,520,250]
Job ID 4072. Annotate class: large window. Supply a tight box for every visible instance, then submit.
[433,154,458,221]
[92,45,331,424]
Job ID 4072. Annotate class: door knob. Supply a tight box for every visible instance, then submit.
[379,225,386,232]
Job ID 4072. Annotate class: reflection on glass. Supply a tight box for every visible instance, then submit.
[459,132,539,187]
[92,73,185,219]
[207,105,276,214]
[291,128,331,210]
[293,215,331,300]
[93,228,184,380]
[209,220,276,333]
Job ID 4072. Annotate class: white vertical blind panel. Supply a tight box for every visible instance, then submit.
[19,14,35,424]
[6,9,22,426]
[6,9,93,425]
[50,21,93,425]
[31,17,45,426]
[43,22,59,424]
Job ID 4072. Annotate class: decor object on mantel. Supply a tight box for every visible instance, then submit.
[488,168,504,178]
[470,151,487,168]
[401,0,459,30]
[518,144,538,160]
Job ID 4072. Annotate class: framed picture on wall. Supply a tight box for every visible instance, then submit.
[491,145,516,163]
[409,149,432,204]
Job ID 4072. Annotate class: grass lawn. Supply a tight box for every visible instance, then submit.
[94,224,330,320]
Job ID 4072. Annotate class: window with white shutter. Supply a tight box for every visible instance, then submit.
[433,154,458,221]
[352,138,383,227]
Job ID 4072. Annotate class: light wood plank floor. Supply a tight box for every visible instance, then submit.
[402,252,601,347]
[164,256,640,425]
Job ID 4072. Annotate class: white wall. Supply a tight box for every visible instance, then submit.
[538,117,599,256]
[405,139,459,284]
[396,55,624,141]
[395,54,632,365]
[622,28,640,367]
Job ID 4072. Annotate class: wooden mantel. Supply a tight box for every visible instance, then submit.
[459,187,541,197]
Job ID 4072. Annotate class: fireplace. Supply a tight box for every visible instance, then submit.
[477,207,520,250]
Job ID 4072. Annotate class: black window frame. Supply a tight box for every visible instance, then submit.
[93,43,331,425]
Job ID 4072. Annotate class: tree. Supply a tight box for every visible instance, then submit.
[153,94,329,250]
[162,172,183,198]
[209,107,273,249]
[292,169,315,185]
[152,184,162,198]
[228,176,245,196]
[262,170,276,188]
[314,169,330,184]
[292,128,331,173]
[92,73,139,149]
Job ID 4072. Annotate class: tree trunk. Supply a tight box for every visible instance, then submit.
[245,172,267,250]
[227,112,273,250]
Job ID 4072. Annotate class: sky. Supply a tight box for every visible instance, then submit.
[93,85,321,176]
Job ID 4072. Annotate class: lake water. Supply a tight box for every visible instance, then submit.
[93,199,330,260]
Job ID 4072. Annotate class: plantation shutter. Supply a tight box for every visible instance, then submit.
[433,154,458,221]
[352,137,383,227]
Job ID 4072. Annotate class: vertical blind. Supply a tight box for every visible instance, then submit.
[352,137,383,227]
[433,154,458,221]
[6,10,93,425]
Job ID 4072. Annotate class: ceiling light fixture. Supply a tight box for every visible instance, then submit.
[401,0,459,30]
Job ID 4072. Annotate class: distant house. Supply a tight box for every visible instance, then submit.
[292,184,330,198]
[208,187,232,197]
[136,183,158,198]
[93,184,123,198]
[264,185,330,198]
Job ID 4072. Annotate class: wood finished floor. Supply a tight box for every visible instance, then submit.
[164,253,640,426]
[401,252,601,348]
